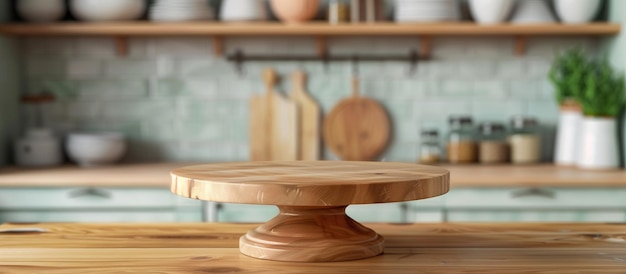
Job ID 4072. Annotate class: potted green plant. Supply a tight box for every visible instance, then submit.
[549,48,590,166]
[575,60,625,169]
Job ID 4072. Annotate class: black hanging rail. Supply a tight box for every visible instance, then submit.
[226,50,428,74]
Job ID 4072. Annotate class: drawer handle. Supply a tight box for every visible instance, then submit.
[511,188,555,199]
[68,188,112,199]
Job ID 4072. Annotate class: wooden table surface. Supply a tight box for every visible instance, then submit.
[1,163,626,188]
[1,222,625,272]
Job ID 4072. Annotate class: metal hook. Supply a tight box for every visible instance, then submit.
[232,49,245,76]
[409,49,419,75]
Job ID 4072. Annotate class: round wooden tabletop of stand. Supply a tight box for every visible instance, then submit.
[171,161,450,262]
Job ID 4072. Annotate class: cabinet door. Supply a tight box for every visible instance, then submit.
[217,203,279,222]
[0,210,203,223]
[0,187,203,223]
[346,203,405,223]
[0,187,200,209]
[443,187,626,222]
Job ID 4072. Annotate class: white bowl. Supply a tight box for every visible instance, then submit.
[17,0,65,23]
[220,0,268,22]
[469,0,515,25]
[66,132,127,167]
[511,0,556,24]
[70,0,146,22]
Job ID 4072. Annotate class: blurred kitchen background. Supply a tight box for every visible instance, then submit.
[0,0,625,224]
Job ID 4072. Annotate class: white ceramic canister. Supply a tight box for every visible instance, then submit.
[469,0,515,25]
[14,128,63,167]
[554,104,583,165]
[17,0,65,23]
[577,117,620,170]
[554,0,602,24]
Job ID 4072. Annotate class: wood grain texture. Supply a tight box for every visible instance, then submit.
[240,206,384,262]
[2,223,625,249]
[171,161,449,205]
[290,71,321,161]
[249,95,269,161]
[323,78,391,161]
[1,163,626,188]
[1,223,625,272]
[249,68,298,161]
[267,73,298,161]
[0,22,620,36]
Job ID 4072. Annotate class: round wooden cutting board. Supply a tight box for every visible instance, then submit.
[323,78,391,161]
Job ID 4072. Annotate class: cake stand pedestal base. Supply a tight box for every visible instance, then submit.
[239,206,384,262]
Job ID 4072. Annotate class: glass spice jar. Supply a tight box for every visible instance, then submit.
[447,116,477,164]
[328,0,350,24]
[478,122,509,164]
[509,116,541,164]
[418,129,441,164]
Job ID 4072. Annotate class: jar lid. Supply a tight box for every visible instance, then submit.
[479,122,506,134]
[421,129,439,137]
[448,115,473,126]
[510,116,538,129]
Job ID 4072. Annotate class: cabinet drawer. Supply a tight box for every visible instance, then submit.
[217,203,279,223]
[0,188,182,209]
[0,210,202,223]
[446,188,626,209]
[447,210,626,223]
[347,203,405,223]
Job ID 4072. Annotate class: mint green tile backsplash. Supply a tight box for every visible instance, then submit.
[20,36,600,162]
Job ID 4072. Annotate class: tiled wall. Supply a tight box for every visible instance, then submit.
[20,36,600,162]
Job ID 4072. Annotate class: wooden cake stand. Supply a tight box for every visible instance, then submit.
[171,161,449,262]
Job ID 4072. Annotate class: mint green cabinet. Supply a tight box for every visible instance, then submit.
[213,203,407,223]
[0,187,203,223]
[407,188,626,223]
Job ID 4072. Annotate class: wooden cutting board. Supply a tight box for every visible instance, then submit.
[290,71,321,160]
[323,77,391,161]
[249,68,298,161]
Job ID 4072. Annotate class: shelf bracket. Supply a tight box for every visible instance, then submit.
[419,35,432,59]
[115,36,128,57]
[316,36,327,58]
[213,36,224,57]
[515,36,527,56]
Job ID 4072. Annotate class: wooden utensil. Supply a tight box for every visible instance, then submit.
[290,70,321,161]
[323,74,391,161]
[249,68,298,161]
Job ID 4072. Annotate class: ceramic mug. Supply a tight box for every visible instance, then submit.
[17,0,65,23]
[469,0,514,25]
[14,129,63,167]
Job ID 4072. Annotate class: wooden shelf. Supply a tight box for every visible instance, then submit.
[0,22,619,58]
[0,22,620,36]
[1,163,625,188]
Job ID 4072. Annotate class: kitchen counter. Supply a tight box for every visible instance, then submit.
[1,222,625,272]
[0,163,625,188]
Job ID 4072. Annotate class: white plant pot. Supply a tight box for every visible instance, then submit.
[577,117,619,170]
[469,0,514,25]
[555,0,602,24]
[554,108,582,165]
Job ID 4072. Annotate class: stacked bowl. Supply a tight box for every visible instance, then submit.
[150,0,215,22]
[394,0,460,22]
